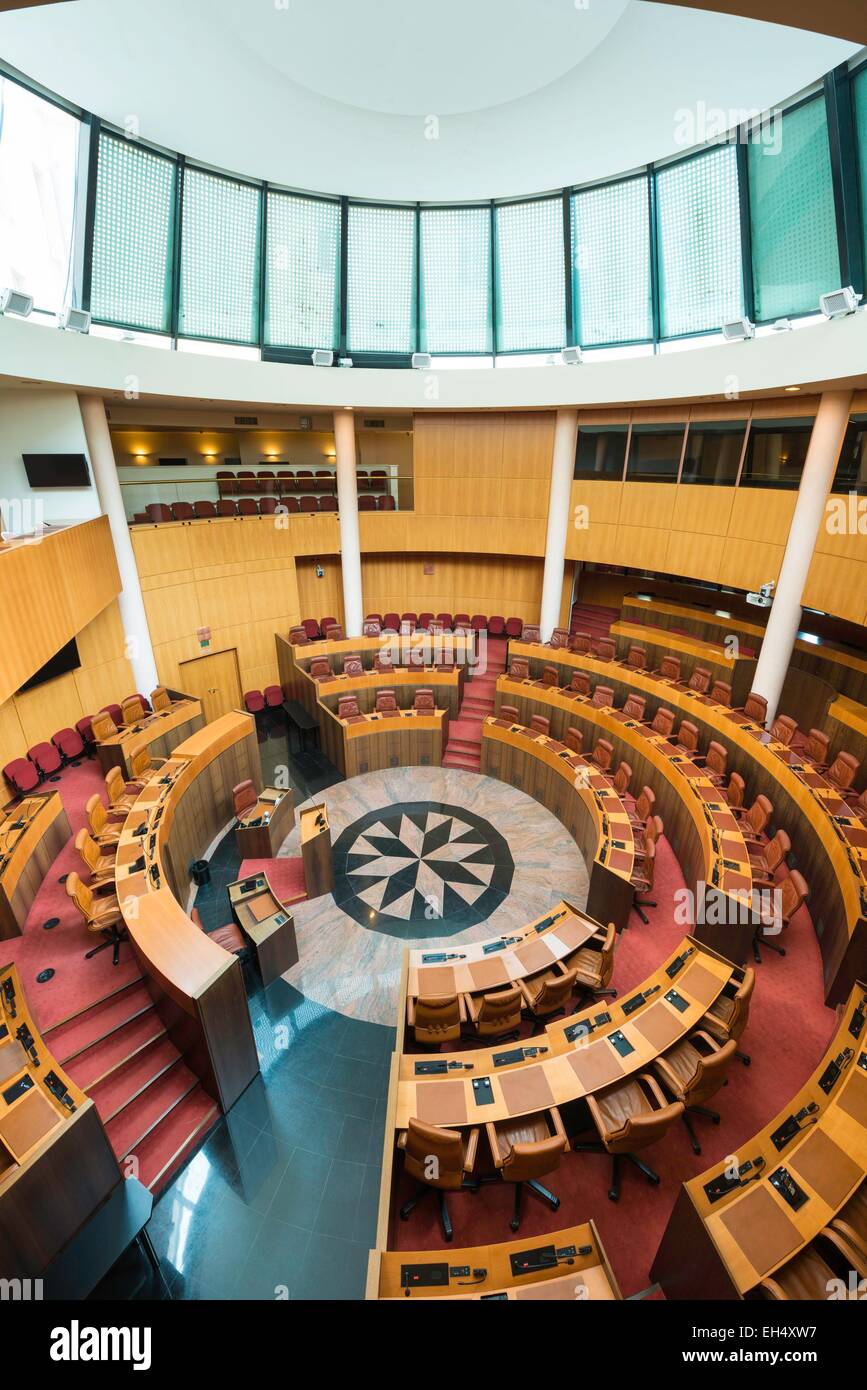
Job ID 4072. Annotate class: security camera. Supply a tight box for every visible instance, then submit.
[746,581,775,608]
[315,563,324,579]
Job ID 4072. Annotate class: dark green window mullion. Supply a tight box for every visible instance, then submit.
[489,200,498,356]
[736,133,756,323]
[339,195,348,356]
[79,114,100,314]
[647,164,661,347]
[256,181,268,349]
[825,65,865,297]
[414,202,421,355]
[169,153,185,341]
[562,189,575,347]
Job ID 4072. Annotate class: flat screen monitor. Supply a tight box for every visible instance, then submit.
[17,638,81,693]
[21,454,91,488]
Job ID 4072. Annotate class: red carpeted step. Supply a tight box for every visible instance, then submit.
[448,720,482,746]
[105,1059,200,1161]
[64,1007,166,1091]
[135,1087,219,1194]
[88,1036,182,1124]
[46,979,154,1066]
[238,855,307,904]
[443,752,481,771]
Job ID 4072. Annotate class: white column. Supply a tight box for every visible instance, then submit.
[539,409,579,642]
[334,409,364,637]
[751,390,852,725]
[78,394,159,694]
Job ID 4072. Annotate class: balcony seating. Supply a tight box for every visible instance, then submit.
[28,741,62,780]
[363,619,382,637]
[194,500,217,518]
[264,685,284,710]
[145,503,172,523]
[237,497,258,515]
[320,496,338,512]
[505,617,523,639]
[302,619,321,640]
[217,499,237,516]
[488,615,506,637]
[471,615,487,633]
[417,613,434,632]
[244,690,265,714]
[437,613,454,631]
[378,494,396,510]
[521,623,540,643]
[171,501,195,521]
[382,613,400,633]
[52,727,85,764]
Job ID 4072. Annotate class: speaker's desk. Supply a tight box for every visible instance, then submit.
[300,803,334,898]
[0,791,69,939]
[322,705,448,778]
[234,786,295,859]
[652,981,867,1300]
[228,872,299,985]
[95,697,203,778]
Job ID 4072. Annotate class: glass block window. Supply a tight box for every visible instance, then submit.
[852,69,867,280]
[571,178,651,345]
[656,147,743,337]
[179,169,260,342]
[419,206,491,354]
[494,198,565,352]
[347,204,416,353]
[90,133,176,331]
[574,426,628,480]
[749,98,839,321]
[265,192,340,349]
[681,421,746,485]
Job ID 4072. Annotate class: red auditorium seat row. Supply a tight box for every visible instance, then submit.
[2,693,155,797]
[244,686,284,715]
[289,613,526,640]
[134,494,397,523]
[214,468,388,496]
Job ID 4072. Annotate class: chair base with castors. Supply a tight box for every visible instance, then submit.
[509,1177,559,1232]
[573,1142,660,1202]
[753,925,786,963]
[632,895,656,925]
[399,1177,479,1242]
[85,924,128,966]
[682,1104,721,1156]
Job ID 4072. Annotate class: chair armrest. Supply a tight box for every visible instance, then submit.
[830,1218,867,1262]
[406,997,416,1027]
[650,1056,681,1098]
[396,1130,407,1152]
[640,1070,670,1110]
[690,1029,722,1055]
[485,1121,504,1170]
[758,1277,786,1301]
[463,1126,480,1175]
[819,1227,867,1279]
[548,1104,569,1149]
[458,994,467,1024]
[90,904,123,928]
[516,978,535,1008]
[462,992,479,1023]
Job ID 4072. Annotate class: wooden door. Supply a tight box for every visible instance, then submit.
[178,649,243,724]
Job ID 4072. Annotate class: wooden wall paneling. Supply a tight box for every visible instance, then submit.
[671,485,735,537]
[716,538,786,591]
[802,552,867,627]
[664,531,725,584]
[727,490,797,546]
[614,524,671,572]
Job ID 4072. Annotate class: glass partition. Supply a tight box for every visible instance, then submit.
[740,418,814,488]
[625,425,685,482]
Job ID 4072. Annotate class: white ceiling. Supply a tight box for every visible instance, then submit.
[0,0,857,199]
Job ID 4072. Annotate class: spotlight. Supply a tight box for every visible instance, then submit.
[411,352,432,370]
[60,307,91,334]
[819,286,861,319]
[772,319,793,332]
[337,356,353,368]
[721,318,755,342]
[560,346,582,365]
[0,288,33,318]
[312,349,334,367]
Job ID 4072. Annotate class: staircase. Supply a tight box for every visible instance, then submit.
[44,977,218,1195]
[442,637,508,772]
[570,601,620,640]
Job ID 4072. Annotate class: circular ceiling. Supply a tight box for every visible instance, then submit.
[0,0,857,199]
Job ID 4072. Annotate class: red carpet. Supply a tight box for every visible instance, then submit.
[570,602,619,637]
[389,831,836,1296]
[443,637,507,772]
[239,856,308,904]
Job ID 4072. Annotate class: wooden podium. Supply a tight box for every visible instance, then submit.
[228,873,299,986]
[300,803,334,898]
[234,786,295,859]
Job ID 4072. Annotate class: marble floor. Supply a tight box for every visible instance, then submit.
[276,766,588,1025]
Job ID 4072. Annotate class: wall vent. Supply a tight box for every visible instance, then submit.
[363,418,386,428]
[234,415,258,425]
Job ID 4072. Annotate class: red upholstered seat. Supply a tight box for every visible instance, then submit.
[569,632,592,654]
[259,496,278,514]
[3,757,39,797]
[257,470,276,492]
[338,695,361,719]
[76,715,95,748]
[302,619,321,640]
[417,613,434,631]
[299,496,318,513]
[233,780,258,817]
[505,617,523,639]
[414,688,435,712]
[319,496,337,511]
[358,494,377,510]
[28,742,62,777]
[383,613,400,632]
[124,692,151,713]
[264,685,283,709]
[53,727,85,762]
[101,704,123,727]
[217,499,237,516]
[192,907,245,956]
[470,615,487,632]
[377,494,395,510]
[488,615,506,637]
[436,613,453,631]
[216,470,235,496]
[453,613,470,627]
[310,658,332,679]
[279,496,299,513]
[194,500,217,518]
[343,653,363,676]
[363,619,382,637]
[238,497,258,515]
[171,501,195,521]
[244,690,265,714]
[145,503,172,523]
[521,623,540,642]
[375,689,398,714]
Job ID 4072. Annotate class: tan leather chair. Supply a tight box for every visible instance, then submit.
[407,993,465,1046]
[530,714,550,736]
[65,871,127,965]
[233,779,258,818]
[569,631,592,654]
[732,793,773,842]
[413,688,435,713]
[612,761,632,796]
[121,695,145,725]
[723,770,746,809]
[569,921,616,1001]
[591,738,614,774]
[90,711,117,742]
[342,652,363,677]
[634,813,663,860]
[710,679,732,706]
[655,654,681,682]
[827,750,859,794]
[75,828,117,890]
[687,665,712,694]
[830,1179,867,1262]
[648,706,675,737]
[398,1117,480,1241]
[749,828,790,883]
[770,714,798,746]
[702,966,755,1065]
[462,986,522,1043]
[517,967,578,1032]
[575,1072,684,1201]
[590,685,614,709]
[594,637,616,662]
[499,704,519,723]
[484,1107,568,1231]
[737,691,768,724]
[622,692,646,721]
[760,1234,866,1299]
[624,644,647,670]
[104,766,138,815]
[630,839,656,924]
[672,719,699,756]
[86,794,123,847]
[753,869,808,962]
[326,624,345,641]
[569,671,591,697]
[191,906,246,956]
[509,656,530,680]
[804,728,830,767]
[150,685,171,712]
[653,1032,737,1153]
[627,784,655,829]
[565,726,584,754]
[375,688,398,714]
[539,663,559,687]
[130,747,166,780]
[337,694,361,719]
[548,626,569,649]
[702,740,728,785]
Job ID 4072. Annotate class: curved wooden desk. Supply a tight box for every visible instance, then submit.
[0,964,119,1277]
[652,981,867,1300]
[393,936,736,1130]
[319,704,448,777]
[277,630,478,693]
[295,664,462,724]
[95,696,203,778]
[0,791,70,940]
[509,642,867,1003]
[116,712,261,1112]
[609,620,757,704]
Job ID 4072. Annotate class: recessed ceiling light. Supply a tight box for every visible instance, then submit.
[784,386,800,393]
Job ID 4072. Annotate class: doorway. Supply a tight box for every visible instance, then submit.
[178,649,243,724]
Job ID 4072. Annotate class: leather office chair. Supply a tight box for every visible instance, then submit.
[337,695,361,720]
[656,654,681,682]
[633,813,663,860]
[288,626,308,645]
[75,828,117,891]
[65,872,127,965]
[830,1179,867,1262]
[565,726,584,754]
[590,684,614,709]
[90,711,117,742]
[309,657,332,679]
[733,794,773,845]
[398,1118,480,1241]
[630,839,656,924]
[483,1108,568,1232]
[549,627,569,649]
[517,967,578,1033]
[414,688,435,712]
[539,664,559,687]
[723,771,746,809]
[591,738,614,774]
[570,632,592,654]
[737,691,768,724]
[521,624,540,643]
[104,767,138,815]
[753,869,808,962]
[627,785,655,829]
[594,637,616,661]
[804,728,830,767]
[374,651,394,674]
[530,715,550,736]
[648,706,675,737]
[759,1238,864,1300]
[687,665,712,694]
[653,1032,737,1154]
[499,704,519,723]
[702,967,754,1064]
[130,748,166,779]
[375,688,398,714]
[702,740,728,785]
[406,648,426,671]
[86,795,123,848]
[325,623,344,641]
[569,671,591,697]
[575,1072,684,1202]
[362,617,382,637]
[624,644,647,670]
[462,986,522,1043]
[827,751,860,795]
[342,652,363,676]
[671,719,699,756]
[622,692,646,721]
[612,761,633,796]
[749,828,790,884]
[407,993,465,1046]
[569,921,617,1001]
[121,696,145,725]
[509,656,529,680]
[710,679,732,706]
[233,779,258,819]
[191,906,246,956]
[770,713,798,746]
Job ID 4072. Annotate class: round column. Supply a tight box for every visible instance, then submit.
[334,409,364,637]
[78,394,159,694]
[751,390,852,725]
[539,409,579,641]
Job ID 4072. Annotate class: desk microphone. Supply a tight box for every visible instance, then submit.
[2,977,16,1018]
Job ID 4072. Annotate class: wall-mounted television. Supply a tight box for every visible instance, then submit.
[18,638,82,693]
[21,454,91,488]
